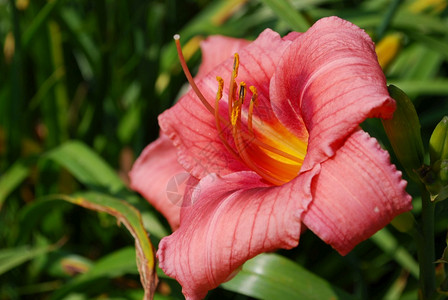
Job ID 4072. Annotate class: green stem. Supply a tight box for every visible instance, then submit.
[417,188,436,299]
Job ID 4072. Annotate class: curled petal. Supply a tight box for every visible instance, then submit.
[196,35,250,79]
[302,130,412,255]
[270,16,395,172]
[129,135,197,230]
[158,169,318,300]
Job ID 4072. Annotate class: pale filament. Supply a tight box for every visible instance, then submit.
[174,34,303,185]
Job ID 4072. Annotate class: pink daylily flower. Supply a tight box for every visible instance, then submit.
[130,16,412,300]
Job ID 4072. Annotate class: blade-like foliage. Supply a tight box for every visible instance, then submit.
[1,0,447,299]
[55,192,157,300]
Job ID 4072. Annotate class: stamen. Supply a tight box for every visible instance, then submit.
[231,82,245,127]
[238,81,246,103]
[230,81,288,185]
[215,76,225,133]
[174,35,239,160]
[215,76,224,101]
[233,53,239,78]
[228,53,239,118]
[248,86,258,135]
[174,34,214,114]
[214,77,239,158]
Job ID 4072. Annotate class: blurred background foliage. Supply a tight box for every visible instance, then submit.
[0,0,447,299]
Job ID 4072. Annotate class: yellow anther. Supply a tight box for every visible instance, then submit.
[238,82,246,103]
[228,53,239,118]
[214,76,240,159]
[216,76,224,101]
[232,53,239,78]
[230,82,245,127]
[249,86,258,105]
[248,86,258,134]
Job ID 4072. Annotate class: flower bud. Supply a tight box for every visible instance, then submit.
[429,116,448,165]
[382,85,425,183]
[424,116,448,201]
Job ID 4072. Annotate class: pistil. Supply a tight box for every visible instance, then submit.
[173,34,214,114]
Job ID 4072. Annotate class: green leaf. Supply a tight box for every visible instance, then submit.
[58,8,101,77]
[387,79,448,96]
[159,0,251,76]
[49,247,139,300]
[0,157,35,210]
[347,11,448,35]
[22,0,61,48]
[222,253,355,300]
[404,30,448,60]
[370,228,419,278]
[44,141,125,194]
[375,0,401,41]
[0,244,57,276]
[85,247,139,277]
[434,185,448,203]
[388,44,443,81]
[46,21,70,146]
[382,270,408,300]
[55,192,157,300]
[18,198,71,245]
[381,85,425,183]
[259,0,310,32]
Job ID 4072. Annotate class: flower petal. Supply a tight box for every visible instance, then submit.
[129,135,197,230]
[159,29,294,179]
[270,16,395,172]
[302,130,412,255]
[158,169,318,300]
[196,35,250,79]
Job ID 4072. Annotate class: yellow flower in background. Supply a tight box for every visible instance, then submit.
[409,0,447,13]
[375,33,402,70]
[15,0,29,10]
[3,32,15,64]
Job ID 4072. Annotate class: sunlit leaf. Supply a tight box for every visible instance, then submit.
[370,228,419,278]
[55,192,157,300]
[49,247,139,300]
[0,157,35,210]
[45,141,125,194]
[387,79,448,96]
[58,8,101,76]
[222,253,355,300]
[0,244,58,276]
[259,0,310,31]
[22,0,61,48]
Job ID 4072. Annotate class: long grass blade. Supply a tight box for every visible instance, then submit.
[54,192,157,300]
[259,0,310,31]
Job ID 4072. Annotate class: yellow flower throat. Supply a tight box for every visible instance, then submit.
[174,35,307,185]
